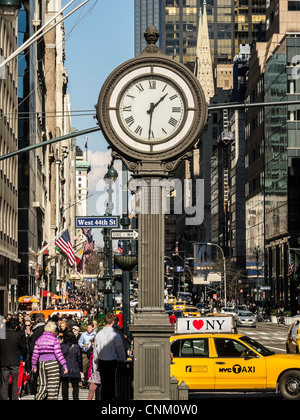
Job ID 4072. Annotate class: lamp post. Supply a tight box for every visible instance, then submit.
[0,0,22,21]
[254,246,261,302]
[207,242,227,307]
[103,161,118,313]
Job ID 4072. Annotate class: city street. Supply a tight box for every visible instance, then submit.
[238,321,290,354]
[20,321,290,401]
[2,0,300,404]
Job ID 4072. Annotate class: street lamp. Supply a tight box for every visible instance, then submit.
[0,0,22,21]
[207,242,227,307]
[254,246,261,302]
[104,162,118,214]
[103,161,118,313]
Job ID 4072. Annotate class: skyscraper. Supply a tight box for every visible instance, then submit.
[245,0,300,310]
[134,0,162,56]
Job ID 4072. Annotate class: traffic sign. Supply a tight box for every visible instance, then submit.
[76,216,120,228]
[110,229,139,240]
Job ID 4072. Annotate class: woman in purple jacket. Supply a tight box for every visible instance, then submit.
[32,321,68,400]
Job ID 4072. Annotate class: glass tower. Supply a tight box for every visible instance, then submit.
[135,1,266,66]
[134,0,162,56]
[159,0,265,67]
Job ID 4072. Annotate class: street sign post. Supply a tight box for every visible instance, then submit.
[75,216,120,229]
[110,229,138,240]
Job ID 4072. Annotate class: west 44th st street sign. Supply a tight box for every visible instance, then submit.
[75,216,120,228]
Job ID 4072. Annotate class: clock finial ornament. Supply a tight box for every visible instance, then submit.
[144,26,160,45]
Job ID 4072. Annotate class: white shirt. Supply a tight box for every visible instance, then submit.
[93,326,126,362]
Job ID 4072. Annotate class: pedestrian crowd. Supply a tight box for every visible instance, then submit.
[0,308,128,400]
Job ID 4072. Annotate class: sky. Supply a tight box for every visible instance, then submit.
[63,0,135,244]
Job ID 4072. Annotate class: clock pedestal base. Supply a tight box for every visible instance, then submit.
[129,179,174,400]
[130,313,174,400]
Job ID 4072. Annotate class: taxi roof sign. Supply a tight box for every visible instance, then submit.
[176,316,234,334]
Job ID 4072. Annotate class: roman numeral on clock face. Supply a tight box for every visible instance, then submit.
[136,83,144,92]
[135,125,143,135]
[148,80,156,89]
[125,116,135,126]
[168,117,178,127]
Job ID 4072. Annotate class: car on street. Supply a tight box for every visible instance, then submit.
[182,307,200,318]
[195,303,210,315]
[167,295,177,305]
[29,309,83,321]
[130,298,138,307]
[173,300,186,311]
[220,307,237,317]
[170,316,300,400]
[236,310,256,328]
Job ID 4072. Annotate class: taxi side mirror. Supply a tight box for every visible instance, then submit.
[244,349,258,359]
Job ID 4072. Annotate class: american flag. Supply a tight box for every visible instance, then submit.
[82,228,93,243]
[288,253,295,277]
[55,229,75,267]
[118,240,123,254]
[84,239,94,254]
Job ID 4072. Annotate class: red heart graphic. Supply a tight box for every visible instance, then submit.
[193,319,204,330]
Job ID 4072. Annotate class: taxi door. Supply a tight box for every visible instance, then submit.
[170,336,214,390]
[212,337,267,389]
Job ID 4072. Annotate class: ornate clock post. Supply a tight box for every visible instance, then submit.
[96,26,207,400]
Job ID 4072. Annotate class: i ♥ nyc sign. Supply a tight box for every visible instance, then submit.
[176,317,233,334]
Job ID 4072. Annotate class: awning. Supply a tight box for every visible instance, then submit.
[18,296,39,303]
[42,290,53,298]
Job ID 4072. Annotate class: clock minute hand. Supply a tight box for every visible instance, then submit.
[147,94,168,140]
[147,103,155,140]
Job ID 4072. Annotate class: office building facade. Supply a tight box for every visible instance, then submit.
[245,0,300,311]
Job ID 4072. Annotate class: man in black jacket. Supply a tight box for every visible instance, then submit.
[0,317,25,400]
[29,313,45,355]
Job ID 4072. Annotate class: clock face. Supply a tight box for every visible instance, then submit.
[118,75,186,142]
[97,60,207,162]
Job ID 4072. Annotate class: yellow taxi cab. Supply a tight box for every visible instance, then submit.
[170,316,300,400]
[182,307,200,318]
[167,296,177,305]
[286,317,300,354]
[29,309,83,321]
[173,300,186,311]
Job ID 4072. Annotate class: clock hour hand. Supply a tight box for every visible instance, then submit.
[153,93,168,110]
[147,102,155,115]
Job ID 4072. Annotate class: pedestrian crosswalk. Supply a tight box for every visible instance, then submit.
[21,387,92,401]
[238,324,289,353]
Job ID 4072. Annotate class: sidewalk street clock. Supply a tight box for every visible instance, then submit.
[96,26,208,400]
[96,26,207,172]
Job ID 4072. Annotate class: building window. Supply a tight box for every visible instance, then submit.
[288,1,300,11]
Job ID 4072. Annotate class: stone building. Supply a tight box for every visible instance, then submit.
[0,12,19,314]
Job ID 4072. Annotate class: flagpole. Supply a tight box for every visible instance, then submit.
[38,227,68,255]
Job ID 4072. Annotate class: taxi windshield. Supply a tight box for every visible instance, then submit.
[240,336,275,356]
